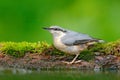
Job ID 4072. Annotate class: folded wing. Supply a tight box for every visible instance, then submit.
[61,31,100,46]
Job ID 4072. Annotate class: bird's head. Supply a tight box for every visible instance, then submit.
[43,26,67,36]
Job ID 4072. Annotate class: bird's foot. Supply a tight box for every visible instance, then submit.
[74,60,82,63]
[62,61,74,64]
[62,60,82,64]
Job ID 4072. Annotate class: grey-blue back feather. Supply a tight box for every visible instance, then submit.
[61,30,96,46]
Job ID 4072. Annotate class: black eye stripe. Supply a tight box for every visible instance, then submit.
[51,28,61,31]
[51,28,67,32]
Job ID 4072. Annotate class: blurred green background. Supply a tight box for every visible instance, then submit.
[0,0,120,43]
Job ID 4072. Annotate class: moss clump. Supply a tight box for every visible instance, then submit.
[0,41,50,57]
[78,39,120,60]
[0,39,120,59]
[78,50,94,61]
[87,39,120,56]
[103,40,120,55]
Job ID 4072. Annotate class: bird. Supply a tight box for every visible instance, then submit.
[43,26,104,64]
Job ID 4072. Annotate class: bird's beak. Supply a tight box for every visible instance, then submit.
[42,27,51,30]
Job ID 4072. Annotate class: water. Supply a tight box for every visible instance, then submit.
[0,68,120,80]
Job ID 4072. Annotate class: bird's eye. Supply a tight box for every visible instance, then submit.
[54,28,58,30]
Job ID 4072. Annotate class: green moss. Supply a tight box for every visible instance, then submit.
[0,41,65,57]
[87,39,120,56]
[0,41,50,57]
[0,40,120,58]
[103,40,120,55]
[78,40,120,60]
[78,49,94,61]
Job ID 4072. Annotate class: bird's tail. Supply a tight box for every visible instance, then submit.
[86,39,104,46]
[87,39,105,49]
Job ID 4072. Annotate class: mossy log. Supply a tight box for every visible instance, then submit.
[0,40,120,70]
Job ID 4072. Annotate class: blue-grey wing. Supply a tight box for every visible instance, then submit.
[61,31,98,46]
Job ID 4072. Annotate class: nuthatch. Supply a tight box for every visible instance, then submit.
[43,26,104,64]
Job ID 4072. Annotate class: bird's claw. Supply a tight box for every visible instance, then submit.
[62,60,82,64]
[62,61,73,64]
[74,60,82,63]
